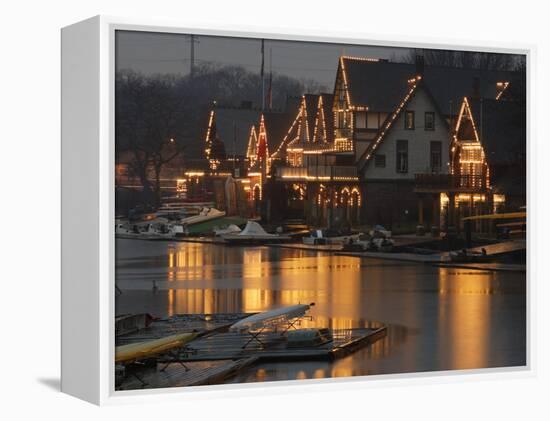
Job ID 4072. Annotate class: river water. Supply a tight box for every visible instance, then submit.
[115,239,526,382]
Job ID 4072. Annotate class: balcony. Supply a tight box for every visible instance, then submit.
[414,173,488,193]
[276,165,358,182]
[334,128,352,139]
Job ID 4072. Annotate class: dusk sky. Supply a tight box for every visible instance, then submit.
[115,30,412,89]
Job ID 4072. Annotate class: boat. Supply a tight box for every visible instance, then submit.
[115,332,198,364]
[369,225,392,239]
[115,222,141,239]
[341,233,372,252]
[213,224,242,236]
[302,228,359,245]
[180,207,226,226]
[115,219,183,240]
[341,235,394,253]
[222,221,292,245]
[287,328,332,348]
[449,248,493,263]
[372,237,395,252]
[229,303,315,333]
[302,230,328,245]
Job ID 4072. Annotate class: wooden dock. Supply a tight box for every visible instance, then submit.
[176,327,386,362]
[269,243,343,252]
[336,250,447,263]
[433,262,526,272]
[116,313,387,390]
[119,357,259,390]
[464,239,526,256]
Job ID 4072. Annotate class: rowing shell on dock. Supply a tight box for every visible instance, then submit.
[115,332,198,364]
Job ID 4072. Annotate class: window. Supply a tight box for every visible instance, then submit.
[396,140,408,173]
[405,111,415,130]
[337,111,344,128]
[425,112,435,130]
[367,112,379,129]
[430,141,442,173]
[374,154,386,168]
[356,112,366,129]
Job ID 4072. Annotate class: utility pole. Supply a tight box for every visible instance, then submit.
[188,35,199,78]
[261,39,265,111]
[268,47,273,110]
[233,122,237,170]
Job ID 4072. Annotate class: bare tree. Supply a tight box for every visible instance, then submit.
[116,65,316,209]
[116,71,186,207]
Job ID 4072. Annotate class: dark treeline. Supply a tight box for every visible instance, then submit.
[399,49,526,71]
[115,63,323,206]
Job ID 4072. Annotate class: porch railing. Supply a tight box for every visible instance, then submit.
[276,165,358,181]
[414,173,488,192]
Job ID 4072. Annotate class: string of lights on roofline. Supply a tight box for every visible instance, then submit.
[271,94,330,160]
[202,53,509,193]
[362,75,422,163]
[495,81,510,101]
[449,97,491,190]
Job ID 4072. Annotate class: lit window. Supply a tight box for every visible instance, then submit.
[405,111,415,130]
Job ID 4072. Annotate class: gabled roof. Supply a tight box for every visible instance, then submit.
[262,109,299,154]
[206,106,261,158]
[304,94,318,141]
[468,98,526,167]
[203,99,300,159]
[246,126,258,160]
[271,93,334,159]
[358,78,433,171]
[339,56,524,114]
[454,97,480,143]
[319,93,334,143]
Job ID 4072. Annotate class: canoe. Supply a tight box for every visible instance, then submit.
[115,332,198,363]
[229,303,314,333]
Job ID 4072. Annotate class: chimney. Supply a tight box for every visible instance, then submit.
[472,77,480,99]
[415,55,424,77]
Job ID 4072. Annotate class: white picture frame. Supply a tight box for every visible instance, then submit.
[61,15,534,405]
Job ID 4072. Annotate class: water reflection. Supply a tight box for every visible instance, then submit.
[116,239,526,380]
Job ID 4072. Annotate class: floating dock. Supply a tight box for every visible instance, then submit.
[463,239,526,257]
[433,262,526,272]
[116,314,386,390]
[176,327,386,362]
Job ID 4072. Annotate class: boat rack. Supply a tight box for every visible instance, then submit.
[116,313,387,390]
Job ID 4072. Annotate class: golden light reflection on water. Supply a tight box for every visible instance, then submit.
[437,268,491,370]
[164,243,366,331]
[117,240,526,379]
